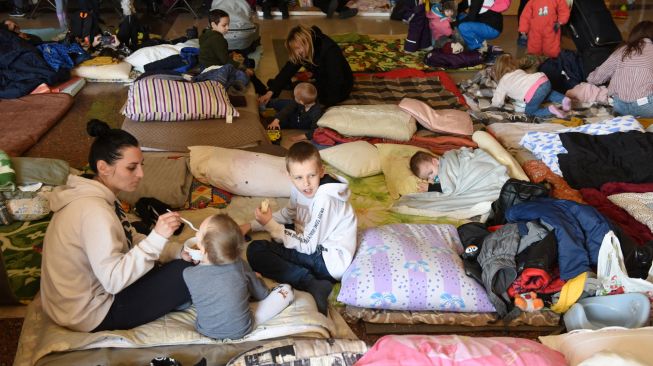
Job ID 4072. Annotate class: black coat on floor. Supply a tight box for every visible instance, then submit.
[0,29,69,99]
[267,26,353,107]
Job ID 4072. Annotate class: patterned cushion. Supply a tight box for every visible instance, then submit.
[519,116,644,176]
[0,217,48,304]
[338,224,495,312]
[226,338,368,366]
[188,178,232,209]
[122,77,239,122]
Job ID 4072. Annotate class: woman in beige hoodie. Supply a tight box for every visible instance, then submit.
[40,120,193,332]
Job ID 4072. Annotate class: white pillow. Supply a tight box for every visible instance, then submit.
[317,105,417,141]
[539,327,653,366]
[320,141,381,178]
[72,61,132,81]
[125,40,200,73]
[188,146,290,197]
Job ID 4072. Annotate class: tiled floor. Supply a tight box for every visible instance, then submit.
[1,0,651,319]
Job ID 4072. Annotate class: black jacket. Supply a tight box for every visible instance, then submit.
[0,29,69,99]
[267,26,353,107]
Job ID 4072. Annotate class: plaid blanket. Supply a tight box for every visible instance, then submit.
[340,69,467,111]
[459,68,614,125]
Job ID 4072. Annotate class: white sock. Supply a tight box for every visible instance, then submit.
[251,284,294,326]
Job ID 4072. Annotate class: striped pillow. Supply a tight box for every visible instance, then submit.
[123,77,239,122]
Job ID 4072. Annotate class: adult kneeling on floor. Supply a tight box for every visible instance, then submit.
[456,0,503,52]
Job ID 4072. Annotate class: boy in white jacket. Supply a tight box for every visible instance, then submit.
[243,142,357,315]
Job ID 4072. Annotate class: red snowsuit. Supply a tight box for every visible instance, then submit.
[519,0,570,58]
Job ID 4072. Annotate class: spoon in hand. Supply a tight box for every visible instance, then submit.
[166,209,199,232]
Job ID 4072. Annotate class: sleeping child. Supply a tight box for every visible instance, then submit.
[182,213,294,340]
[410,151,443,193]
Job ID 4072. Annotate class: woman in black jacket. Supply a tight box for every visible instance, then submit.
[258,25,353,108]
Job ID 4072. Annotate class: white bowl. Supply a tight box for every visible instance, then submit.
[183,237,203,261]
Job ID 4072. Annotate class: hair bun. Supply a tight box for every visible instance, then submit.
[87,119,111,138]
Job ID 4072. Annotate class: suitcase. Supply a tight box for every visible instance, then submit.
[566,0,622,51]
[580,46,616,79]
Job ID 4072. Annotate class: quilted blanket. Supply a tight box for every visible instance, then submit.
[459,68,614,124]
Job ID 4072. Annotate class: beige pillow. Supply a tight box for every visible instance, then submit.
[320,141,381,178]
[376,143,432,199]
[317,105,417,141]
[118,155,192,208]
[472,131,529,181]
[72,61,132,81]
[188,146,291,197]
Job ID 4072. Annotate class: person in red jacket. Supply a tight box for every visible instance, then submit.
[518,0,570,58]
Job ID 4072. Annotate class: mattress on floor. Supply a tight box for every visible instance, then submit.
[121,90,268,152]
[341,305,561,327]
[0,93,74,157]
[122,108,268,152]
[14,201,357,366]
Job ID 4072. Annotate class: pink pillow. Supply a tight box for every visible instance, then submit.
[399,98,473,136]
[356,335,567,366]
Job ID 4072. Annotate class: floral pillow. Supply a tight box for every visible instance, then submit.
[338,224,495,312]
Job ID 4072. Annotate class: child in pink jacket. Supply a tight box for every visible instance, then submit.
[518,0,570,58]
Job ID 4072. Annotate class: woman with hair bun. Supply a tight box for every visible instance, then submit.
[40,119,194,332]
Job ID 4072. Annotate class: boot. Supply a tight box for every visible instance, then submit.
[262,2,273,19]
[279,1,289,19]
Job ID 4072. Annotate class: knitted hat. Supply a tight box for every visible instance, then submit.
[551,271,588,313]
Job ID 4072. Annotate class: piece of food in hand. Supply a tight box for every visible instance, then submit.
[260,199,270,213]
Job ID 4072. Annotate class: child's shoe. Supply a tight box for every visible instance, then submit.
[338,7,358,19]
[548,105,567,118]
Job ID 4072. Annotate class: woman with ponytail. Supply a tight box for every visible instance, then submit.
[40,120,194,332]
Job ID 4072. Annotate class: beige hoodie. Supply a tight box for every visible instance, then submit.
[40,175,168,332]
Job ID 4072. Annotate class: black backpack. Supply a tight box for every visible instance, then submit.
[486,179,550,226]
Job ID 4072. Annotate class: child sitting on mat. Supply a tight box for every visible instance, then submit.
[199,9,267,94]
[267,82,324,143]
[183,213,294,340]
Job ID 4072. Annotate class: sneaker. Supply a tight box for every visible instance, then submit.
[338,7,358,19]
[9,8,26,17]
[326,0,338,18]
[478,40,488,54]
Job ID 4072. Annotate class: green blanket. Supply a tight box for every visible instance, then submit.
[0,150,16,192]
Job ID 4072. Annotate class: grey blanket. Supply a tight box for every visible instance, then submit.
[392,147,509,221]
